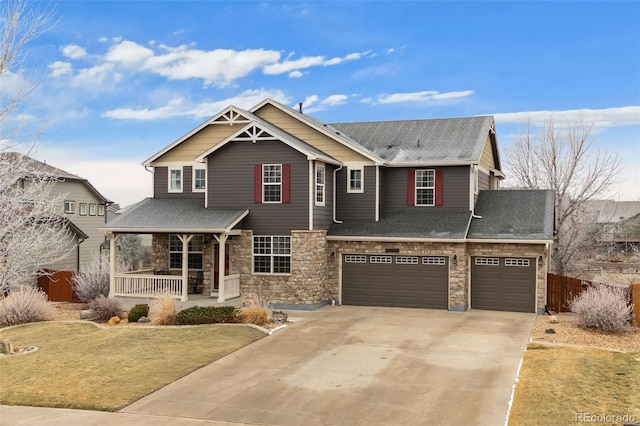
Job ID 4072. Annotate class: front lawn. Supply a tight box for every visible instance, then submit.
[509,344,640,425]
[0,322,265,411]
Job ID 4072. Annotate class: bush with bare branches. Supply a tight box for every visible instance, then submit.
[87,296,123,322]
[72,253,127,303]
[570,284,632,333]
[0,286,54,326]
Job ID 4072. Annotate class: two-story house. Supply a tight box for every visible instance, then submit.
[104,99,554,313]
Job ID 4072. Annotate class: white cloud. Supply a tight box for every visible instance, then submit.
[263,50,371,75]
[365,90,474,105]
[493,106,640,128]
[105,40,154,65]
[71,63,122,87]
[48,61,73,77]
[102,89,290,121]
[322,94,348,106]
[304,94,349,113]
[61,44,87,59]
[288,70,303,78]
[303,94,319,108]
[0,70,28,97]
[98,37,108,43]
[387,48,395,54]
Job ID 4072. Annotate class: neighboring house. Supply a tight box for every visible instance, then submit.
[104,99,554,313]
[596,201,640,251]
[11,153,113,272]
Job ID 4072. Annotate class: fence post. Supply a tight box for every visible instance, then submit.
[632,283,640,327]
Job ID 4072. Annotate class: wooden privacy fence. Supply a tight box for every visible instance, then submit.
[547,273,634,313]
[37,269,77,302]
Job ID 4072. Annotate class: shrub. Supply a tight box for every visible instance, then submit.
[127,304,149,323]
[570,284,632,333]
[88,296,124,322]
[237,291,269,326]
[175,306,237,325]
[149,294,177,325]
[72,253,128,303]
[0,287,54,327]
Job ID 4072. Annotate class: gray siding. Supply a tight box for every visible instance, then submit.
[336,166,377,221]
[313,163,335,230]
[380,166,470,215]
[208,140,309,234]
[154,166,204,199]
[478,170,490,191]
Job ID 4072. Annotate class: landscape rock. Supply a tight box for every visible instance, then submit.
[79,310,94,320]
[549,315,558,324]
[271,310,288,323]
[545,328,556,334]
[108,316,121,325]
[137,316,149,323]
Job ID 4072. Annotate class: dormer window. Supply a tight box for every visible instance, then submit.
[169,167,182,192]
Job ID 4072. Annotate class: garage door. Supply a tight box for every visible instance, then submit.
[342,254,448,309]
[471,257,536,313]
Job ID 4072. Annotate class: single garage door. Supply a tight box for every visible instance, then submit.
[471,257,536,313]
[342,254,448,309]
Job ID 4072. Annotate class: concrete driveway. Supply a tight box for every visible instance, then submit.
[123,306,534,426]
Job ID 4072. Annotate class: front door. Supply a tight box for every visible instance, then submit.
[212,243,230,291]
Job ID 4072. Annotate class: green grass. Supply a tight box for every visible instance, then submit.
[509,344,640,425]
[0,322,265,411]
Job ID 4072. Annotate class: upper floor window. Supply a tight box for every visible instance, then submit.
[169,235,204,270]
[315,163,325,206]
[415,169,435,206]
[169,167,182,192]
[89,203,97,216]
[253,236,291,274]
[64,200,76,214]
[79,203,87,216]
[348,167,363,193]
[193,167,206,192]
[262,164,282,203]
[98,204,105,216]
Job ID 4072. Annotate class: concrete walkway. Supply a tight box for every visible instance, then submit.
[1,306,534,425]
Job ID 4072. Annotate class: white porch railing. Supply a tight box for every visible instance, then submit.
[219,274,240,301]
[113,273,183,299]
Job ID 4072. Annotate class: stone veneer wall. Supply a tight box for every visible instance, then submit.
[151,234,212,294]
[232,230,332,306]
[467,243,548,312]
[326,240,469,310]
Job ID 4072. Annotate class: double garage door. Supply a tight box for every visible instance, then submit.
[342,254,449,309]
[342,254,536,313]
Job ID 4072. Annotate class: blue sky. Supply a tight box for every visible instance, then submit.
[4,1,640,206]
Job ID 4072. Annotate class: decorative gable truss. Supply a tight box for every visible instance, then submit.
[212,107,252,126]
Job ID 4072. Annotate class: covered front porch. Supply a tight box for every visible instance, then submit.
[102,198,249,302]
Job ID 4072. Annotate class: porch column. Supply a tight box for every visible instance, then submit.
[177,234,194,302]
[214,232,228,303]
[108,232,117,298]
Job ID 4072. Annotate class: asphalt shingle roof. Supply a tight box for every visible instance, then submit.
[330,116,494,164]
[467,190,555,241]
[103,198,248,233]
[328,210,471,239]
[596,201,640,224]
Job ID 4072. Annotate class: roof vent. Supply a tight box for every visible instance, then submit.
[336,131,340,135]
[298,102,303,113]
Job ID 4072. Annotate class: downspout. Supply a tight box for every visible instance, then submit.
[76,238,85,272]
[333,165,343,224]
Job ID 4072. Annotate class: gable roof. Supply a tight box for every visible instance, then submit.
[194,114,340,165]
[596,201,640,224]
[467,190,555,241]
[2,152,112,203]
[330,116,495,165]
[327,210,471,241]
[250,98,384,164]
[102,198,248,233]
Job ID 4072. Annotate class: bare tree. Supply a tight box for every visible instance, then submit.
[1,0,56,147]
[0,1,72,294]
[504,114,622,275]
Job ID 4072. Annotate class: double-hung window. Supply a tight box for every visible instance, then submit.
[89,203,96,216]
[64,200,76,214]
[315,163,325,205]
[193,167,206,192]
[415,169,435,206]
[262,164,282,203]
[169,167,182,192]
[348,167,363,193]
[253,236,291,274]
[169,235,204,270]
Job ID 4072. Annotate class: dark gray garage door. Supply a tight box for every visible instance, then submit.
[342,254,448,309]
[471,257,536,313]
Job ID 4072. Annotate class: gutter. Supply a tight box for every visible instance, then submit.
[333,165,344,224]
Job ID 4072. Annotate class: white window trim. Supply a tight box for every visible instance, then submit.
[347,166,364,193]
[192,166,206,193]
[169,235,204,271]
[415,169,435,206]
[315,163,325,206]
[252,235,291,275]
[89,203,96,216]
[168,167,183,193]
[97,204,105,216]
[79,203,87,216]
[262,164,282,204]
[64,200,76,214]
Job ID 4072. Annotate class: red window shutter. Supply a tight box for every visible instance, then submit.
[435,169,444,206]
[254,164,262,204]
[282,164,291,204]
[407,169,415,206]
